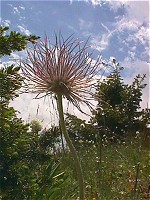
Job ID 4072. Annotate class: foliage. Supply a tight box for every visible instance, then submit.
[0,27,66,200]
[92,60,147,139]
[39,126,61,153]
[66,114,97,147]
[30,161,66,200]
[60,133,149,199]
[0,64,66,200]
[0,65,23,103]
[0,26,39,57]
[30,119,42,134]
[0,66,32,199]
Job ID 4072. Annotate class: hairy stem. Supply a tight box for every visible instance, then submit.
[56,93,84,200]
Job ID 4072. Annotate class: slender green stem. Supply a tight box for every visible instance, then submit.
[56,93,84,200]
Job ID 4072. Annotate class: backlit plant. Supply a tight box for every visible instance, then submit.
[22,33,104,199]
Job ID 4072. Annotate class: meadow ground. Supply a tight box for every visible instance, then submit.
[59,132,149,200]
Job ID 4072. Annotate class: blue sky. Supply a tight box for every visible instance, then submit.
[1,0,149,127]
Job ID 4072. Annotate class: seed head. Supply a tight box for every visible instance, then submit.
[22,33,104,112]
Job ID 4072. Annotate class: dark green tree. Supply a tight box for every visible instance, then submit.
[0,26,39,57]
[92,59,147,140]
[65,114,97,147]
[0,26,66,200]
[0,65,38,199]
[39,126,61,152]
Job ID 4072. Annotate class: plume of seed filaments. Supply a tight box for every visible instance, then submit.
[22,33,104,113]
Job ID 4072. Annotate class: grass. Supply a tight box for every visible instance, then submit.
[57,132,150,200]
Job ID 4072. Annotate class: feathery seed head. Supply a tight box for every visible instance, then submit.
[22,33,104,112]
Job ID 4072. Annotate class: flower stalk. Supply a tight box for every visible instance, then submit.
[57,93,84,200]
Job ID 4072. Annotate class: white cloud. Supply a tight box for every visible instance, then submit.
[101,22,111,33]
[134,26,149,45]
[87,0,132,11]
[117,18,140,32]
[89,0,149,25]
[91,12,148,58]
[108,0,128,12]
[17,25,31,36]
[114,16,149,49]
[10,92,95,128]
[9,53,20,60]
[12,5,25,14]
[13,7,20,15]
[88,1,148,55]
[2,19,11,27]
[141,46,149,59]
[126,1,149,23]
[10,94,59,128]
[78,18,92,30]
[9,51,28,62]
[9,5,26,22]
[90,31,112,51]
[88,0,102,6]
[85,0,149,24]
[1,60,17,69]
[127,51,136,61]
[107,0,149,23]
[123,24,149,51]
[7,3,13,8]
[19,6,25,10]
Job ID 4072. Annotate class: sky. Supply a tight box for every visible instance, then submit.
[1,0,150,128]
